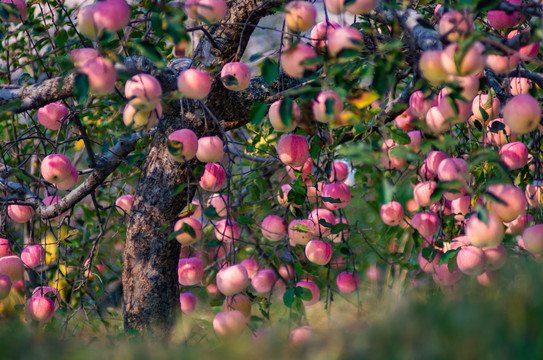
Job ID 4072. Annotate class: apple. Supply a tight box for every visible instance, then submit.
[177,69,212,100]
[432,263,461,286]
[41,154,72,184]
[409,91,438,118]
[27,296,55,323]
[123,102,163,130]
[276,134,309,167]
[289,326,313,345]
[327,27,364,57]
[308,208,336,237]
[80,57,117,95]
[278,264,295,281]
[477,271,495,286]
[424,151,448,179]
[330,217,350,243]
[366,264,382,282]
[509,77,532,95]
[280,43,318,78]
[93,0,131,33]
[441,41,486,76]
[321,182,351,210]
[240,259,259,279]
[437,88,472,124]
[507,30,540,61]
[411,212,440,238]
[185,0,227,23]
[277,184,296,208]
[7,204,34,223]
[483,244,507,270]
[216,264,249,296]
[223,294,252,320]
[168,128,198,162]
[214,219,240,242]
[221,62,251,91]
[499,142,528,170]
[305,240,332,265]
[124,73,162,111]
[0,239,10,258]
[251,269,277,294]
[486,53,520,75]
[486,184,526,222]
[345,0,378,15]
[56,165,79,191]
[506,214,534,235]
[450,195,472,222]
[437,157,469,195]
[268,99,301,132]
[525,183,543,209]
[456,245,486,276]
[394,109,416,131]
[380,201,404,226]
[21,245,45,269]
[0,274,11,299]
[296,280,319,306]
[485,119,516,147]
[472,94,500,121]
[179,292,197,315]
[310,21,340,50]
[419,49,449,85]
[213,310,246,337]
[418,249,442,273]
[174,217,202,245]
[381,138,407,170]
[487,0,522,30]
[69,48,100,68]
[199,163,226,191]
[261,215,286,241]
[312,90,343,123]
[38,102,69,131]
[413,181,438,207]
[78,5,98,40]
[196,136,224,163]
[449,74,480,102]
[177,257,204,286]
[438,10,473,42]
[329,161,349,182]
[32,286,62,310]
[522,224,543,254]
[336,272,360,294]
[286,157,313,180]
[502,94,542,134]
[288,219,314,246]
[425,106,449,134]
[285,1,317,33]
[465,211,505,248]
[115,194,133,215]
[0,255,24,282]
[1,0,27,23]
[207,193,229,217]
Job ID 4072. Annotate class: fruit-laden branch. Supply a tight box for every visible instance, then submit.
[0,130,152,219]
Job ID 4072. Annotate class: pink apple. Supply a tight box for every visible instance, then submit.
[21,245,45,269]
[413,181,438,207]
[485,119,516,147]
[223,294,252,319]
[296,280,319,306]
[321,182,351,210]
[288,219,313,246]
[280,43,318,78]
[394,109,416,131]
[450,195,472,221]
[177,69,212,100]
[424,151,448,179]
[221,62,251,91]
[0,274,11,299]
[380,201,404,226]
[412,212,440,238]
[124,73,162,111]
[240,259,259,279]
[115,194,133,215]
[312,90,343,123]
[199,163,226,191]
[93,0,130,33]
[506,214,533,235]
[456,245,486,276]
[207,193,229,217]
[419,49,449,85]
[418,249,442,273]
[289,326,313,345]
[502,94,541,134]
[251,269,277,294]
[329,161,349,182]
[80,56,117,95]
[56,165,79,191]
[487,0,522,30]
[483,244,507,270]
[327,27,364,57]
[185,0,227,23]
[438,10,473,42]
[441,41,486,76]
[310,21,340,50]
[268,99,301,132]
[336,272,360,294]
[174,217,202,245]
[522,224,543,254]
[500,142,528,170]
[509,77,532,95]
[330,217,350,243]
[7,204,34,223]
[177,257,204,286]
[179,292,197,315]
[305,240,332,265]
[78,5,98,40]
[432,263,461,286]
[486,53,520,75]
[525,184,543,209]
[437,157,469,189]
[32,286,61,310]
[345,0,378,15]
[472,94,500,121]
[123,102,163,129]
[449,74,480,101]
[196,136,224,163]
[286,157,313,180]
[486,184,526,222]
[37,102,69,131]
[214,219,240,242]
[381,138,407,170]
[477,271,494,286]
[0,255,24,282]
[1,0,27,23]
[213,310,246,337]
[465,211,505,248]
[507,30,540,61]
[168,129,198,162]
[216,264,249,296]
[27,296,55,323]
[69,48,100,68]
[276,134,309,167]
[41,154,72,184]
[285,1,317,33]
[308,208,336,237]
[0,239,10,258]
[261,215,286,241]
[409,91,437,118]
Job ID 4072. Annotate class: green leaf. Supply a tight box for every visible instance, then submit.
[168,140,184,158]
[421,247,439,262]
[321,196,342,204]
[318,218,335,228]
[249,101,268,125]
[295,286,313,301]
[180,223,196,238]
[279,98,293,127]
[331,222,350,235]
[221,74,238,87]
[261,58,278,84]
[74,74,89,104]
[203,206,219,219]
[237,216,255,225]
[134,40,164,65]
[291,224,311,233]
[283,287,295,307]
[390,128,411,145]
[438,248,459,265]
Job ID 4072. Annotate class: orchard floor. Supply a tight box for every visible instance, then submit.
[2,258,543,360]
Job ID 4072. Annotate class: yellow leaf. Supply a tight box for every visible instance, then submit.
[348,90,379,109]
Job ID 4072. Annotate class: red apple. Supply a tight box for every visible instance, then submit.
[394,109,416,131]
[502,94,541,134]
[124,73,162,111]
[486,184,526,222]
[38,102,69,131]
[280,43,318,78]
[380,201,404,226]
[321,182,351,210]
[413,181,438,207]
[465,211,504,248]
[56,165,79,191]
[168,128,198,162]
[409,91,437,118]
[7,204,34,223]
[177,257,204,286]
[305,240,332,265]
[261,215,286,241]
[214,219,240,242]
[32,286,61,310]
[41,154,72,184]
[177,69,212,100]
[0,239,10,258]
[276,134,309,167]
[288,219,314,246]
[174,217,202,245]
[285,1,317,33]
[27,296,55,323]
[240,259,259,279]
[216,264,249,296]
[499,141,528,170]
[412,212,440,238]
[327,27,364,57]
[336,272,360,294]
[207,193,229,217]
[286,157,313,180]
[185,0,227,23]
[179,292,197,315]
[199,163,226,191]
[312,90,343,123]
[486,53,520,75]
[93,0,131,33]
[79,56,117,95]
[0,255,24,282]
[456,245,486,276]
[221,62,251,91]
[268,99,301,132]
[0,274,11,299]
[251,269,277,294]
[115,194,133,215]
[310,20,340,50]
[196,136,224,163]
[296,280,319,306]
[487,0,522,30]
[308,208,336,237]
[21,245,45,269]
